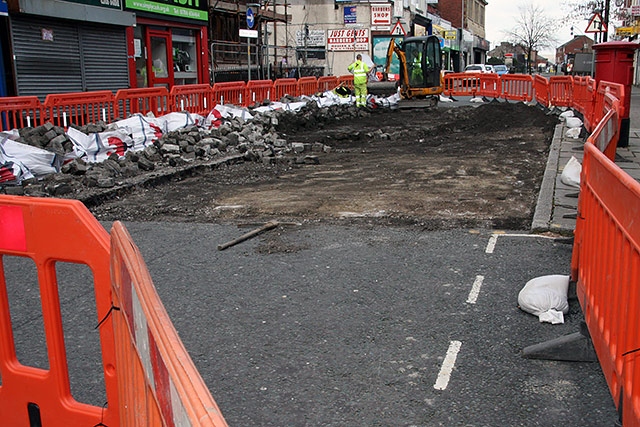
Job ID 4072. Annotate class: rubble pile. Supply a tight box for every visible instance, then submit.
[0,99,372,202]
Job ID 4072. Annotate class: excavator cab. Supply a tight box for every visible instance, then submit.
[369,35,443,102]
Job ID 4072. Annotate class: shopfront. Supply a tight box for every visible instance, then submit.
[124,0,209,88]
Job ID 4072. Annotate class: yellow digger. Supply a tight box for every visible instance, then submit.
[368,35,443,105]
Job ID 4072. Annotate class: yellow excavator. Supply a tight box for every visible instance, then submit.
[368,35,443,105]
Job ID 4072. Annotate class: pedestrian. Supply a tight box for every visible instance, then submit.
[347,54,370,107]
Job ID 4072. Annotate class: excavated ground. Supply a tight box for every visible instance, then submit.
[88,102,558,230]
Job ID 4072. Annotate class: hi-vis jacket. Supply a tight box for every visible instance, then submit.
[348,60,370,85]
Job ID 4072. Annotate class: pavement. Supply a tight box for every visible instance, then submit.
[532,84,640,234]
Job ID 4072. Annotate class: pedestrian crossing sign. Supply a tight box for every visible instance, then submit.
[391,21,406,36]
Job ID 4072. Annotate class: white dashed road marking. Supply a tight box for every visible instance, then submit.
[434,340,462,390]
[466,275,484,304]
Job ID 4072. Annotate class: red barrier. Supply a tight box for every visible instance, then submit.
[246,80,274,106]
[318,76,339,92]
[478,73,501,100]
[170,84,213,116]
[534,74,550,108]
[548,76,573,107]
[211,81,246,106]
[0,195,119,426]
[115,87,171,119]
[443,72,480,98]
[0,97,44,131]
[298,76,318,96]
[273,78,298,99]
[337,75,354,91]
[501,74,533,102]
[44,91,115,128]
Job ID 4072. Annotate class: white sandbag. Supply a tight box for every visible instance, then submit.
[470,97,484,103]
[565,127,581,139]
[565,116,583,128]
[67,127,133,163]
[0,137,59,178]
[559,110,574,120]
[518,274,570,324]
[560,156,581,188]
[439,94,454,103]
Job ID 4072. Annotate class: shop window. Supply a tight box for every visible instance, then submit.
[172,29,197,85]
[134,26,148,87]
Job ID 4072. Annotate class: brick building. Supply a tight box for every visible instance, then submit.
[555,35,594,64]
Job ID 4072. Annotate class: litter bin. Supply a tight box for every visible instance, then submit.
[593,41,639,147]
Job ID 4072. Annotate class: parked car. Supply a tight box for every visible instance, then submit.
[463,64,493,73]
[493,65,509,76]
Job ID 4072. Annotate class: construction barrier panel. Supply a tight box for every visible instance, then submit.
[273,78,298,99]
[533,74,550,108]
[0,195,119,426]
[246,80,274,106]
[211,81,246,107]
[44,91,115,128]
[548,76,573,107]
[297,76,318,97]
[571,108,640,425]
[317,76,339,93]
[337,74,354,91]
[110,221,228,427]
[0,96,44,131]
[115,87,171,119]
[571,76,590,116]
[478,73,501,100]
[442,72,480,98]
[170,84,213,116]
[501,74,533,102]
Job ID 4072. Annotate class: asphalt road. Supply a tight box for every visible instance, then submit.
[6,221,615,426]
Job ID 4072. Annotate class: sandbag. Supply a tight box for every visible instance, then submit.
[560,156,581,188]
[565,127,581,139]
[518,274,570,324]
[565,116,583,128]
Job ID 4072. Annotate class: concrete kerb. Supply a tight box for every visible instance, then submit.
[531,122,564,233]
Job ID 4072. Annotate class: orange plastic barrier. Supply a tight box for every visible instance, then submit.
[0,96,44,131]
[0,195,119,426]
[478,73,501,100]
[500,74,533,102]
[548,76,573,107]
[273,78,299,99]
[298,76,318,96]
[44,91,115,128]
[171,84,213,116]
[317,76,339,92]
[110,222,228,427]
[115,87,171,119]
[571,117,640,426]
[337,74,354,91]
[443,72,480,98]
[211,81,246,106]
[246,80,274,106]
[533,74,550,108]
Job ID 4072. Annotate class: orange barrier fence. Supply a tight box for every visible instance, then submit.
[0,194,229,426]
[571,104,640,425]
[571,76,590,116]
[170,84,212,116]
[533,74,550,108]
[0,195,119,426]
[318,76,339,92]
[501,74,533,102]
[110,221,228,427]
[115,87,171,119]
[478,73,501,100]
[443,73,480,98]
[273,78,298,99]
[0,96,44,131]
[212,81,246,106]
[337,74,354,90]
[298,76,318,96]
[246,80,274,106]
[548,76,573,107]
[44,91,115,128]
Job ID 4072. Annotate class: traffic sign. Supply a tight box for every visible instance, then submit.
[247,7,255,29]
[585,13,606,33]
[390,21,406,36]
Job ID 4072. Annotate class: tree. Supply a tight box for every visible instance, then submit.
[505,3,558,73]
[563,0,627,42]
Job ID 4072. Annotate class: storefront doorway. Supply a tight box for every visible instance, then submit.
[147,29,173,88]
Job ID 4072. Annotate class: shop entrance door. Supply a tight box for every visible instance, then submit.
[146,29,174,88]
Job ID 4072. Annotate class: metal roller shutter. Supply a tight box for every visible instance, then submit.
[11,16,83,99]
[79,23,129,92]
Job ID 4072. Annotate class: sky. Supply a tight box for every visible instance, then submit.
[484,0,616,60]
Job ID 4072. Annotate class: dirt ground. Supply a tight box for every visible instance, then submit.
[88,102,558,231]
